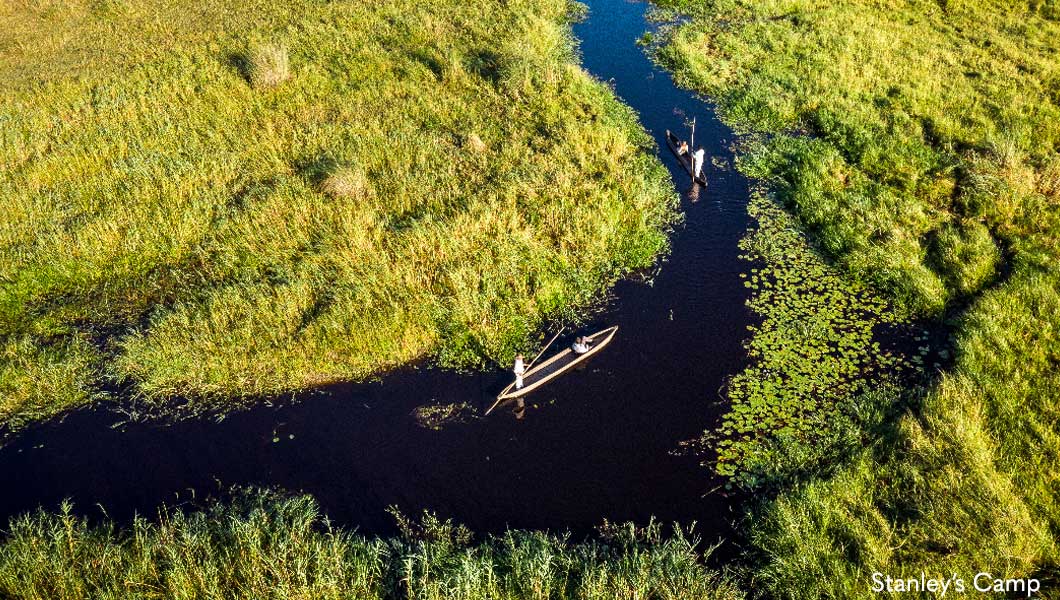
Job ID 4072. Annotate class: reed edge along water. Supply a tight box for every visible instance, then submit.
[0,0,754,541]
[653,0,1060,594]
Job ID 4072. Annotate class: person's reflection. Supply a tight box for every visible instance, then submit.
[514,398,526,420]
[688,182,701,203]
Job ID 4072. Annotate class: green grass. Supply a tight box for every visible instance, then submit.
[246,42,290,89]
[651,0,1060,593]
[655,0,1060,314]
[0,0,678,427]
[710,190,920,489]
[0,489,743,600]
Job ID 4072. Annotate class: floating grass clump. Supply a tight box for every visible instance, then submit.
[0,489,745,600]
[653,0,1060,592]
[0,0,677,427]
[412,401,475,429]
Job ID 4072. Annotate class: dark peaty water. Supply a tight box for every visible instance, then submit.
[0,0,753,540]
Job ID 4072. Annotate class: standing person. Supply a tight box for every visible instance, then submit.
[513,354,526,389]
[692,147,706,180]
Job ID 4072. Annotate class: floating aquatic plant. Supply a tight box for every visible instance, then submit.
[412,402,475,430]
[709,191,921,488]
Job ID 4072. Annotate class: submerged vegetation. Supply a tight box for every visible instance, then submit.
[654,0,1060,593]
[0,489,743,600]
[412,401,476,429]
[0,0,676,429]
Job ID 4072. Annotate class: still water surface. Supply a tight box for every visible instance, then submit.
[1,0,754,539]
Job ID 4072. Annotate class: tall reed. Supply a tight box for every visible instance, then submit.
[0,490,744,600]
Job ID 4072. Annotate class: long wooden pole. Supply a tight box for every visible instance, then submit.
[485,327,564,415]
[526,326,564,370]
[690,117,696,183]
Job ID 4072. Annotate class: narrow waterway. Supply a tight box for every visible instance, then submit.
[0,0,753,538]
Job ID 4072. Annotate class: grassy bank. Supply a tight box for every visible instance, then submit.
[0,489,742,600]
[0,0,677,429]
[653,0,1060,594]
[711,190,921,490]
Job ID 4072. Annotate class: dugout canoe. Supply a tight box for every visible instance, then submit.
[665,130,708,185]
[485,325,619,415]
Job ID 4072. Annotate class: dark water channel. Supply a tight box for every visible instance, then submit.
[0,0,753,540]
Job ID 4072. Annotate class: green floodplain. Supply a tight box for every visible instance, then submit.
[0,0,676,428]
[2,0,1059,597]
[652,0,1060,593]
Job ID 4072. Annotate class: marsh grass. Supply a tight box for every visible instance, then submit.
[0,0,677,427]
[710,191,920,489]
[653,0,1060,593]
[464,133,488,153]
[246,42,290,89]
[0,334,103,433]
[321,166,374,201]
[0,489,744,600]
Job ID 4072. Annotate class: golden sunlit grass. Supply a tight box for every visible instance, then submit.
[320,166,373,201]
[246,42,290,89]
[0,489,744,600]
[0,0,677,426]
[655,0,1060,593]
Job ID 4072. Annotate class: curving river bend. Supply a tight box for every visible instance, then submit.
[1,0,753,539]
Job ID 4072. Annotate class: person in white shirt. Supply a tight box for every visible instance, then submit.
[513,354,526,389]
[571,336,590,354]
[692,147,706,179]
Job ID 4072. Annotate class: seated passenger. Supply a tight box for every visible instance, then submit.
[571,336,590,354]
[677,140,689,156]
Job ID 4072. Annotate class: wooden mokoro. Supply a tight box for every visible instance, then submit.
[485,325,619,415]
[665,130,708,185]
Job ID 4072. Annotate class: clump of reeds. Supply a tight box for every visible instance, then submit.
[0,489,746,600]
[247,42,290,89]
[320,166,373,200]
[1037,155,1060,199]
[464,133,487,153]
